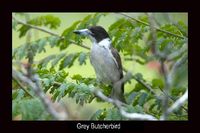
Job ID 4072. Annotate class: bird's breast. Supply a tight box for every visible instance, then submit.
[90,43,121,84]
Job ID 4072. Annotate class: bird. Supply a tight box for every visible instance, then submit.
[73,26,126,103]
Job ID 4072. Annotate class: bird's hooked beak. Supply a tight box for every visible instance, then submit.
[73,29,92,36]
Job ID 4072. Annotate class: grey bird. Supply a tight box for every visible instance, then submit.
[73,26,126,103]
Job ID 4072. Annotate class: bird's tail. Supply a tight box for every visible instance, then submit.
[111,81,126,103]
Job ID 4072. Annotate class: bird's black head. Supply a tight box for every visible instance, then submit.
[88,26,110,43]
[74,26,110,43]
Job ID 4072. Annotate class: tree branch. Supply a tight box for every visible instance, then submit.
[160,61,171,120]
[118,13,187,39]
[12,76,34,98]
[12,68,68,120]
[166,44,188,61]
[159,88,188,112]
[90,86,157,120]
[119,109,157,120]
[123,68,157,96]
[123,67,188,113]
[166,89,188,115]
[148,13,170,120]
[12,15,90,50]
[169,53,188,79]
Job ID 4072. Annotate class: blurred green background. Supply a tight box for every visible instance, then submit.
[12,13,188,120]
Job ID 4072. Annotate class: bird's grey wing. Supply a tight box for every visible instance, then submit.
[110,47,123,78]
[110,47,125,103]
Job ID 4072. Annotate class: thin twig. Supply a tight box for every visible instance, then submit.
[12,15,90,50]
[123,67,157,97]
[118,13,187,39]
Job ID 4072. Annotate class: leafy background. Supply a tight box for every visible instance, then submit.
[12,13,188,120]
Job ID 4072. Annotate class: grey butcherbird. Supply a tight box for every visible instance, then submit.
[74,26,126,103]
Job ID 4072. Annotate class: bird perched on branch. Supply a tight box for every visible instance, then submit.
[74,26,126,103]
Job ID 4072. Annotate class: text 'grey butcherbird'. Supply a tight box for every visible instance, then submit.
[73,26,126,103]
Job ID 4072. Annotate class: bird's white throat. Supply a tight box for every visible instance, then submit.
[93,38,111,49]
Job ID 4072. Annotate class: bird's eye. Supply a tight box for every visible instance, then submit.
[89,31,95,36]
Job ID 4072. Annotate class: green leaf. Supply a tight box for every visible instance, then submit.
[59,53,79,69]
[61,21,80,36]
[13,44,27,60]
[49,86,57,94]
[152,78,164,89]
[51,52,66,67]
[52,83,68,101]
[171,87,186,97]
[39,15,61,29]
[77,15,92,29]
[109,18,126,34]
[18,25,31,38]
[175,21,188,36]
[63,82,94,106]
[18,15,61,38]
[29,15,61,29]
[72,74,83,81]
[60,21,80,50]
[48,36,60,48]
[127,92,138,104]
[91,13,107,25]
[52,90,60,102]
[138,92,148,106]
[54,70,69,82]
[37,38,47,53]
[134,73,143,80]
[105,108,122,120]
[126,105,136,113]
[12,89,25,100]
[134,83,146,92]
[65,83,76,95]
[90,109,106,120]
[42,78,51,87]
[155,99,162,110]
[28,42,38,57]
[78,52,87,65]
[75,13,106,37]
[134,105,144,113]
[138,15,148,24]
[149,102,157,112]
[38,54,56,69]
[109,16,151,56]
[56,83,68,101]
[12,91,18,100]
[158,24,183,38]
[49,67,56,73]
[12,98,52,120]
[37,68,50,76]
[131,92,149,107]
[43,86,50,93]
